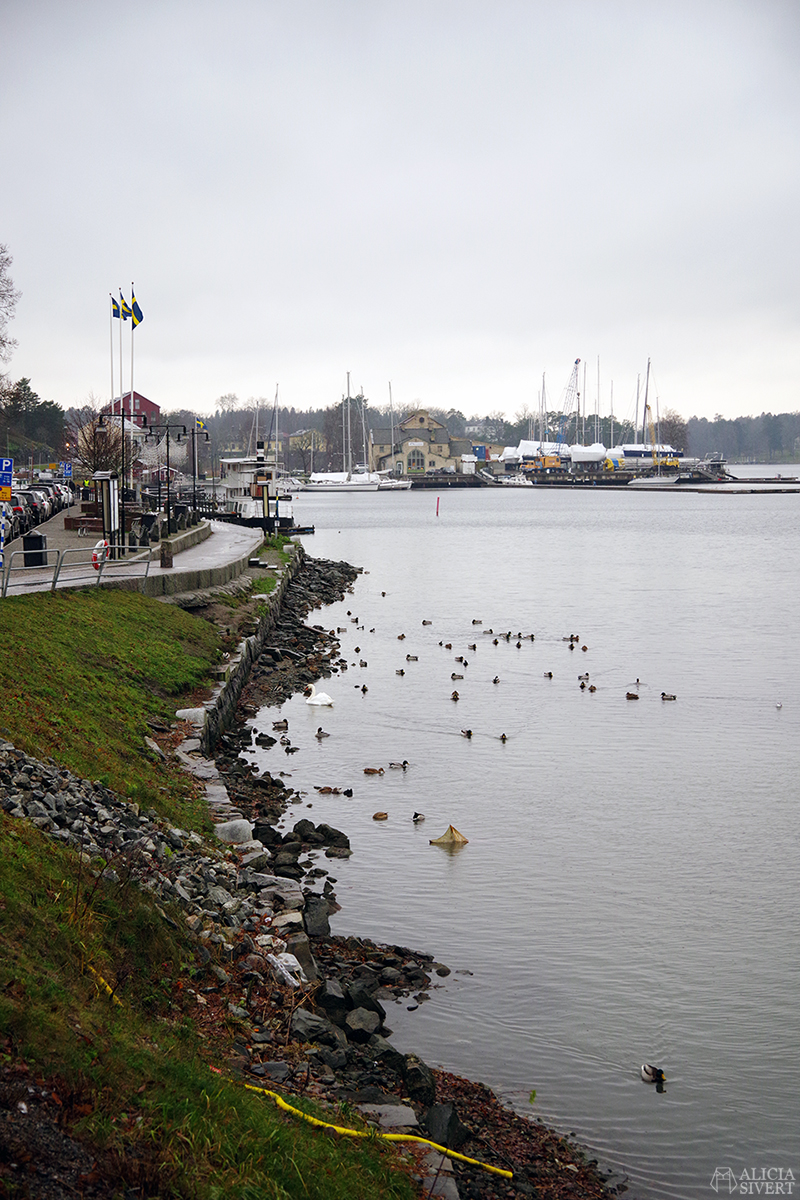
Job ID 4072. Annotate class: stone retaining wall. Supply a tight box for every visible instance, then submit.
[198,544,306,755]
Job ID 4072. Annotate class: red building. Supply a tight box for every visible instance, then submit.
[103,391,161,429]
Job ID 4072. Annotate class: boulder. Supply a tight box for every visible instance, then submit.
[291,1009,339,1044]
[214,818,254,845]
[403,1053,436,1107]
[316,978,348,1026]
[345,1008,380,1043]
[316,823,350,849]
[346,982,386,1021]
[284,932,320,982]
[423,1103,469,1150]
[303,894,331,938]
[368,1034,405,1076]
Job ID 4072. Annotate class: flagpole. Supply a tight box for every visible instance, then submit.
[109,295,115,417]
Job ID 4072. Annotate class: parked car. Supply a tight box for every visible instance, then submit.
[29,488,53,519]
[9,494,33,536]
[16,490,45,525]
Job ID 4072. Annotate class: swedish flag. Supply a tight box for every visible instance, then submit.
[196,418,207,431]
[112,295,121,318]
[131,287,144,327]
[120,292,132,321]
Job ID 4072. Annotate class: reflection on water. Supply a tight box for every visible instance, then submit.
[243,485,800,1200]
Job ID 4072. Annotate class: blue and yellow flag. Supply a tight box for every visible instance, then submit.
[111,295,121,318]
[120,292,132,321]
[196,417,207,431]
[131,286,144,327]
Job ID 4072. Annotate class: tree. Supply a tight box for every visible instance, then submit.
[65,396,133,476]
[0,244,20,369]
[658,408,688,453]
[215,392,240,414]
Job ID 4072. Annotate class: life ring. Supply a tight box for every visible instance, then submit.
[92,539,109,570]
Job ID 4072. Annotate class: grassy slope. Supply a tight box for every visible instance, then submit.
[0,590,416,1200]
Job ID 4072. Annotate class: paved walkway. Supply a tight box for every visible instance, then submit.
[1,508,265,598]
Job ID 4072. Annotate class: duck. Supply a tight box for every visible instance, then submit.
[455,655,464,663]
[343,788,353,797]
[582,645,588,652]
[397,633,406,640]
[451,690,460,701]
[396,669,405,676]
[516,641,522,649]
[305,684,334,706]
[588,685,597,693]
[483,629,494,635]
[451,673,464,680]
[354,646,360,653]
[661,692,677,701]
[412,811,425,822]
[280,734,291,745]
[578,673,590,681]
[273,719,289,731]
[337,626,346,633]
[499,733,508,742]
[544,671,553,679]
[569,642,575,650]
[776,701,782,709]
[422,620,432,625]
[626,692,639,700]
[381,591,386,597]
[493,676,500,684]
[472,619,482,625]
[364,766,385,775]
[445,643,452,650]
[315,727,330,739]
[361,685,368,694]
[373,811,389,821]
[389,760,409,769]
[641,1064,666,1085]
[285,745,299,754]
[579,681,586,690]
[406,654,418,661]
[468,643,477,651]
[461,728,473,738]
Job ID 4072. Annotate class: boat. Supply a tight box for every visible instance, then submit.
[301,470,381,492]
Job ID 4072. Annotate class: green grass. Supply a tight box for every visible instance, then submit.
[0,589,222,823]
[0,815,417,1199]
[258,535,294,567]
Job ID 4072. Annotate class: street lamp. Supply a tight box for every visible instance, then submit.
[190,424,210,515]
[143,421,186,533]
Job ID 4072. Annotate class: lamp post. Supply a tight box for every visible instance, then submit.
[190,424,210,515]
[144,421,187,533]
[98,402,132,556]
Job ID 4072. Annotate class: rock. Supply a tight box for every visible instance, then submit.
[303,894,331,938]
[368,1034,405,1075]
[291,1008,345,1048]
[423,1103,470,1150]
[345,1008,380,1043]
[316,823,350,849]
[358,1104,419,1130]
[284,932,320,982]
[346,982,386,1021]
[316,978,348,1026]
[261,1061,290,1082]
[403,1053,436,1107]
[214,818,255,845]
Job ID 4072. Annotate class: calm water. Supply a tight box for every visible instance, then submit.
[243,481,800,1199]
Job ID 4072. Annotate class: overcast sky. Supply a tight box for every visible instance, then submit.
[2,0,799,425]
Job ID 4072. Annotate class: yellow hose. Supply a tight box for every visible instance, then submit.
[240,1079,513,1179]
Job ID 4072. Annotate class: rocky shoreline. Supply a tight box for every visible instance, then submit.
[0,553,624,1199]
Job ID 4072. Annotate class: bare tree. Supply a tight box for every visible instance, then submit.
[65,395,134,476]
[215,392,240,414]
[659,408,688,453]
[0,244,21,370]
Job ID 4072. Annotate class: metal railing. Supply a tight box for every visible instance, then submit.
[1,544,152,598]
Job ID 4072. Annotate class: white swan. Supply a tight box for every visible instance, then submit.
[305,684,334,706]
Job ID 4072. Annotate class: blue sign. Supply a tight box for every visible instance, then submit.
[59,461,73,477]
[0,458,12,487]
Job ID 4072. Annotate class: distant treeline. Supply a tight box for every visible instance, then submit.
[686,412,800,462]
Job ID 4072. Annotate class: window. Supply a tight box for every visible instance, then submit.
[429,459,436,467]
[407,449,425,472]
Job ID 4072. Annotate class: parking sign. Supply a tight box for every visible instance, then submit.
[0,458,12,487]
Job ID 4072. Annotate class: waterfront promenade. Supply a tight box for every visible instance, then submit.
[1,508,264,598]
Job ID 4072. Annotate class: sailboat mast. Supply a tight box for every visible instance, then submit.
[610,380,614,448]
[346,372,352,476]
[635,375,640,445]
[388,381,395,474]
[274,383,279,473]
[642,357,651,446]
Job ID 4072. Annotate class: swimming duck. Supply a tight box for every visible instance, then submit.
[578,673,590,681]
[315,727,330,739]
[544,671,553,679]
[397,634,406,640]
[582,645,588,652]
[285,745,299,754]
[305,685,334,706]
[373,811,388,821]
[406,654,418,661]
[468,643,477,651]
[580,681,586,690]
[455,655,464,663]
[412,812,425,822]
[343,788,353,797]
[493,676,500,684]
[445,643,452,650]
[493,638,499,645]
[364,767,385,775]
[422,620,432,625]
[776,701,782,709]
[472,619,482,625]
[361,685,368,694]
[641,1064,666,1084]
[626,692,639,700]
[460,729,473,738]
[588,685,597,693]
[499,733,508,742]
[451,673,464,680]
[396,669,405,676]
[273,719,289,731]
[389,760,409,769]
[569,642,575,650]
[354,646,360,653]
[451,690,460,701]
[359,660,368,668]
[280,734,291,745]
[661,692,677,701]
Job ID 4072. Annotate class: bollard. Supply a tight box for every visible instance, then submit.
[160,541,174,569]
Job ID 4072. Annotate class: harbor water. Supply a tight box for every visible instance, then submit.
[243,477,799,1199]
